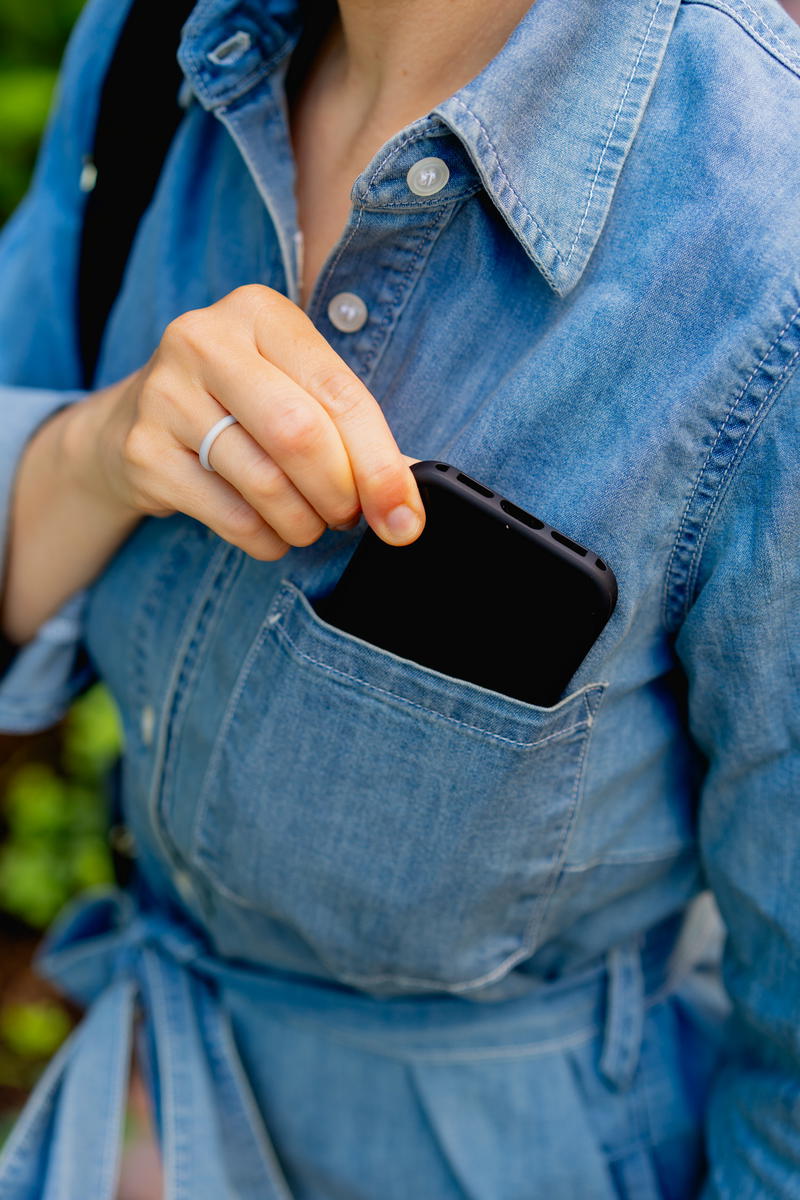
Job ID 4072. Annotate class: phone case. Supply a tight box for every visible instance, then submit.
[312,460,617,707]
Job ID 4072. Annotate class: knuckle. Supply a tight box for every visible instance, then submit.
[161,309,209,355]
[272,407,323,456]
[121,423,155,470]
[247,531,290,562]
[241,456,286,505]
[308,368,366,420]
[326,500,361,527]
[140,364,177,414]
[289,513,327,547]
[363,456,405,503]
[226,283,280,313]
[223,501,267,540]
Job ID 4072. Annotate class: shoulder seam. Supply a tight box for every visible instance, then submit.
[682,0,800,80]
[662,301,800,633]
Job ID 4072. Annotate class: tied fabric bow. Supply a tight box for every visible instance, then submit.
[0,887,295,1200]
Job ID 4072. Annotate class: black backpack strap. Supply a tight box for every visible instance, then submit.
[76,0,196,390]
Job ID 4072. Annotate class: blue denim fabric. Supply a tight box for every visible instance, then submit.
[0,0,798,1196]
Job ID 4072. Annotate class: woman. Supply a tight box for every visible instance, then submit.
[0,0,798,1195]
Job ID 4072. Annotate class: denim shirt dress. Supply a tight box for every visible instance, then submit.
[0,0,799,1196]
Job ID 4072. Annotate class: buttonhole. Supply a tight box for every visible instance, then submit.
[207,30,252,66]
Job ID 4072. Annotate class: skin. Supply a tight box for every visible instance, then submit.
[0,0,535,645]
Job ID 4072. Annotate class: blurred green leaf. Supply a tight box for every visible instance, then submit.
[72,838,114,890]
[61,684,124,782]
[0,68,57,140]
[0,0,87,219]
[5,763,69,837]
[0,1001,71,1060]
[0,842,70,927]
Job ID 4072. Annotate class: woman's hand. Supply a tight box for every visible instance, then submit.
[88,284,425,560]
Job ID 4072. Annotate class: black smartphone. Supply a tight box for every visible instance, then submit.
[312,460,617,708]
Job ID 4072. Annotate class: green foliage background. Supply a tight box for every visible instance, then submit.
[0,0,122,1116]
[0,0,84,222]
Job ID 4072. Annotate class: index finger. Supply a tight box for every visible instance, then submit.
[249,291,426,546]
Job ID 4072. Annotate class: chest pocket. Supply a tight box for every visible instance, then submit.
[189,576,607,993]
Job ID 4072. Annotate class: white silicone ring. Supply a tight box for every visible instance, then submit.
[199,413,238,471]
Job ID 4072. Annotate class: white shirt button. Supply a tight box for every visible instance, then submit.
[79,157,98,193]
[328,292,368,332]
[177,78,194,109]
[406,156,450,197]
[140,704,155,746]
[174,869,195,905]
[108,824,137,859]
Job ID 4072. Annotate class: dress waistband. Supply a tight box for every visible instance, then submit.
[0,886,696,1200]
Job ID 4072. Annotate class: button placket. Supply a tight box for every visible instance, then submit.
[317,202,461,384]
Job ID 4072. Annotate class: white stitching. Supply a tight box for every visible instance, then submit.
[272,611,594,749]
[563,0,665,268]
[662,302,800,628]
[685,0,800,70]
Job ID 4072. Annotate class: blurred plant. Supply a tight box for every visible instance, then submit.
[0,997,73,1092]
[0,999,71,1058]
[0,0,85,221]
[0,683,121,929]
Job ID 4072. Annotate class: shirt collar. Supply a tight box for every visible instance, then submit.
[433,0,682,296]
[180,0,681,297]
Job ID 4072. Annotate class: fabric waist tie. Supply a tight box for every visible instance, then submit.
[0,886,684,1200]
[0,888,295,1200]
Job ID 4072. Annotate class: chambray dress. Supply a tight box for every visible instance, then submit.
[0,0,798,1196]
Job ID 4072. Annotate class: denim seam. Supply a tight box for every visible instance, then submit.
[97,980,135,1200]
[662,304,800,630]
[330,690,601,994]
[361,124,446,193]
[359,202,464,385]
[563,0,666,269]
[311,126,456,325]
[563,844,692,873]
[683,345,800,609]
[358,208,446,367]
[184,35,295,111]
[144,540,236,873]
[0,1024,77,1178]
[514,699,597,970]
[271,617,595,749]
[682,0,800,78]
[307,191,367,325]
[130,519,190,717]
[264,983,679,1065]
[448,94,561,285]
[191,586,283,867]
[447,0,669,279]
[200,989,296,1199]
[142,951,182,1197]
[359,184,483,212]
[156,544,244,869]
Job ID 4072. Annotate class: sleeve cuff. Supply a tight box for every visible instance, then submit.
[0,385,96,731]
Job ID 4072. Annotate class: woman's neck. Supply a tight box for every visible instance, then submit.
[320,0,536,138]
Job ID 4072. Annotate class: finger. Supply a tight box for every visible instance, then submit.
[206,426,333,546]
[244,294,425,545]
[171,391,332,547]
[149,441,291,561]
[200,349,364,530]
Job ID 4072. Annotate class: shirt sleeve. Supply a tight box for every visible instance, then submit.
[673,369,800,1198]
[0,0,132,731]
[0,384,97,734]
